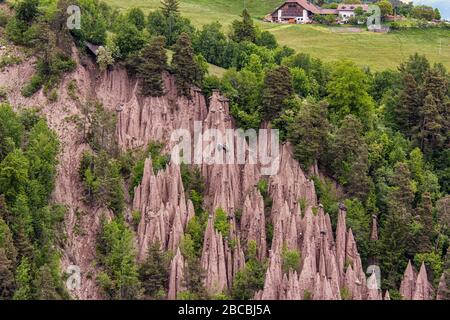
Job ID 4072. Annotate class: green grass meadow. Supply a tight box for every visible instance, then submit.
[104,0,450,71]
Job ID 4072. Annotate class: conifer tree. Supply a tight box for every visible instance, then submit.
[417,93,444,157]
[139,241,170,298]
[0,248,15,299]
[230,9,257,43]
[172,33,203,97]
[161,0,180,17]
[14,225,34,260]
[136,36,168,97]
[13,257,32,300]
[330,115,371,200]
[34,264,60,300]
[262,65,294,121]
[399,53,430,84]
[397,73,420,137]
[288,101,330,170]
[414,192,434,253]
[423,67,448,105]
[0,218,17,265]
[379,162,415,289]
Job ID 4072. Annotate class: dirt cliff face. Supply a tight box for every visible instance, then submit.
[1,52,440,300]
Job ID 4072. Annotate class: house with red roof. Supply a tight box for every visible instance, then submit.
[268,0,369,24]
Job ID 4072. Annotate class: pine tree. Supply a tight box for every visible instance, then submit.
[423,67,448,106]
[13,257,32,300]
[230,9,257,43]
[399,53,430,84]
[182,258,207,299]
[379,163,415,289]
[161,0,180,17]
[0,195,12,225]
[127,8,146,31]
[14,225,34,260]
[136,36,168,97]
[397,73,420,137]
[0,248,15,299]
[34,264,60,300]
[329,115,371,200]
[172,33,203,97]
[139,241,170,298]
[288,101,330,170]
[262,65,294,121]
[415,192,434,253]
[98,218,142,300]
[417,93,444,157]
[390,162,415,214]
[379,203,410,289]
[0,218,17,265]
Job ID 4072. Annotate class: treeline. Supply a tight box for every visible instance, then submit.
[0,104,67,299]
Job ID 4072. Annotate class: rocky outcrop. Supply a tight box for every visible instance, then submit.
[436,273,447,300]
[399,260,416,300]
[200,214,245,296]
[240,189,266,261]
[254,204,374,300]
[168,248,185,300]
[400,261,433,300]
[107,72,208,151]
[2,48,441,300]
[133,158,194,260]
[412,262,433,300]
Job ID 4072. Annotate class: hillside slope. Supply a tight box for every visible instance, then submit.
[0,48,443,299]
[102,0,450,70]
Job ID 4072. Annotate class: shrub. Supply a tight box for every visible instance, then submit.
[131,210,141,227]
[96,46,115,71]
[282,247,301,274]
[21,74,44,97]
[0,55,22,71]
[340,287,352,300]
[67,80,78,100]
[232,241,266,300]
[5,17,32,45]
[214,207,230,236]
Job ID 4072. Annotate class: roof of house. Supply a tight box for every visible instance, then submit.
[337,4,369,11]
[272,0,338,15]
[85,42,100,55]
[275,0,322,14]
[320,8,339,15]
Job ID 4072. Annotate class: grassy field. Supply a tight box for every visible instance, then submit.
[103,0,450,71]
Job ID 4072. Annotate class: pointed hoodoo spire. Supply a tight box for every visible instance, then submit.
[436,273,447,300]
[336,203,347,282]
[370,214,378,241]
[168,247,185,300]
[400,260,416,300]
[412,262,432,300]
